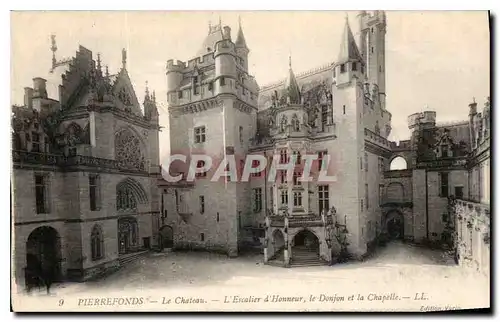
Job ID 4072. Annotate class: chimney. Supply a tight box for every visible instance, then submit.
[223,26,232,41]
[24,87,33,109]
[32,77,48,99]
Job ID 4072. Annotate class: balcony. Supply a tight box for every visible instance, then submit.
[269,213,333,228]
[12,150,148,173]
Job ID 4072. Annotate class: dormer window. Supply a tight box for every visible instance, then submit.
[340,64,346,73]
[220,77,226,86]
[352,62,357,71]
[441,145,449,158]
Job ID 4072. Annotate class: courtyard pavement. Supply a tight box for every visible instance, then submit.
[15,241,490,311]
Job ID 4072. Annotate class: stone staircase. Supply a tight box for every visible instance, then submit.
[118,250,149,267]
[267,247,328,267]
[290,246,327,267]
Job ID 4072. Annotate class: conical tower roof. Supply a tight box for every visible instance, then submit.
[235,17,248,49]
[337,15,362,62]
[284,56,301,105]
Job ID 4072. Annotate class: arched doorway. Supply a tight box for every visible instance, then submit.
[272,229,285,251]
[25,226,62,287]
[159,225,173,249]
[293,230,320,253]
[385,211,404,240]
[118,217,139,254]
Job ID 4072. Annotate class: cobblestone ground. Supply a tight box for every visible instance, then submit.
[19,241,490,311]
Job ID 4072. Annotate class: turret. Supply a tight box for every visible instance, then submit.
[32,77,48,99]
[468,98,478,148]
[357,11,387,109]
[143,82,159,123]
[214,38,237,95]
[235,17,250,72]
[166,59,186,105]
[333,16,364,87]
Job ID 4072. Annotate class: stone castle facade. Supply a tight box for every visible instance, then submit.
[12,40,162,287]
[160,11,490,267]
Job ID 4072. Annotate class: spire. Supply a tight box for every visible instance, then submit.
[122,48,127,69]
[337,14,362,63]
[96,53,102,75]
[50,34,57,70]
[235,16,248,49]
[284,55,301,105]
[145,80,150,100]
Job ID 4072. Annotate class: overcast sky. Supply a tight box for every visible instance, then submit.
[11,11,489,157]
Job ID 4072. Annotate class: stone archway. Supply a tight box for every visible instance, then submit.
[384,210,404,240]
[291,230,320,264]
[25,226,62,288]
[272,229,285,251]
[118,217,139,254]
[159,225,174,249]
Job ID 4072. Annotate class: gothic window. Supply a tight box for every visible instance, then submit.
[31,132,40,152]
[117,185,137,210]
[280,149,288,164]
[340,64,346,73]
[118,217,138,254]
[115,128,144,170]
[91,224,104,261]
[89,174,101,211]
[440,172,449,197]
[280,115,288,132]
[321,105,328,130]
[35,173,50,214]
[292,114,300,131]
[253,188,262,212]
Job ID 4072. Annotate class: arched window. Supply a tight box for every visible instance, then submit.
[91,225,104,261]
[389,156,408,170]
[115,128,144,170]
[117,185,137,210]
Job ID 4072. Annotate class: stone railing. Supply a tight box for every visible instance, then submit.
[416,157,467,169]
[454,199,490,274]
[269,213,333,227]
[12,150,147,173]
[383,169,412,178]
[364,128,391,150]
[380,197,413,208]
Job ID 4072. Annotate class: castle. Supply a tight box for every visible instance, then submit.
[160,11,490,269]
[11,11,489,286]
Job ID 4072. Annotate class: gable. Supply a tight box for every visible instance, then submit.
[112,70,142,116]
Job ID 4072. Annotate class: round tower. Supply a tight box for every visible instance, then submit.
[214,39,237,95]
[166,59,185,104]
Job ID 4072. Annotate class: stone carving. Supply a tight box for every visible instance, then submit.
[280,115,288,132]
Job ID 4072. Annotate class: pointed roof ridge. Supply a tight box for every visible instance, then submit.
[337,14,362,62]
[235,16,248,49]
[284,55,301,105]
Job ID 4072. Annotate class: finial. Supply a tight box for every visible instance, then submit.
[219,16,221,26]
[345,12,349,21]
[122,48,127,69]
[238,15,242,26]
[152,90,156,102]
[473,97,476,103]
[145,80,150,98]
[289,55,292,69]
[97,53,102,71]
[105,65,109,78]
[50,34,57,69]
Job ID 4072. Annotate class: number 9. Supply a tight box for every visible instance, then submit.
[58,299,64,306]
